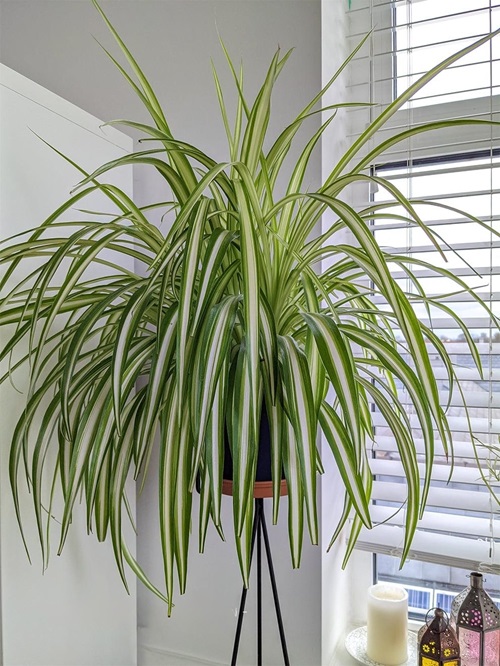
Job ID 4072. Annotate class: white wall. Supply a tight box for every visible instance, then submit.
[0,64,136,666]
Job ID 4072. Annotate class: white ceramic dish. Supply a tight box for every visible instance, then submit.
[345,626,418,666]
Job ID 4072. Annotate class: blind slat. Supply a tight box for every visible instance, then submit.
[369,458,499,485]
[387,266,500,278]
[372,481,497,512]
[371,505,499,539]
[371,292,499,304]
[382,240,500,254]
[370,436,490,460]
[374,388,500,411]
[370,411,500,435]
[355,524,500,574]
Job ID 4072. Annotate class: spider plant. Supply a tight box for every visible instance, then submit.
[1,0,499,615]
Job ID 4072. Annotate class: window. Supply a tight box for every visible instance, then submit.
[346,0,500,603]
[372,152,500,612]
[394,0,500,106]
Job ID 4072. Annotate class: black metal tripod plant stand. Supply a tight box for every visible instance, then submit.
[230,497,290,666]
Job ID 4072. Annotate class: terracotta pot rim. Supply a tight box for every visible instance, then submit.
[221,479,288,498]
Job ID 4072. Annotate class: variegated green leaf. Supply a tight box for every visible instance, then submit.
[228,345,257,537]
[319,402,371,529]
[189,295,240,489]
[278,335,318,545]
[302,312,363,463]
[234,489,256,589]
[136,306,178,475]
[282,416,304,568]
[159,379,180,615]
[173,406,193,595]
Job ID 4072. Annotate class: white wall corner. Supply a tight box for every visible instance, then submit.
[320,1,373,664]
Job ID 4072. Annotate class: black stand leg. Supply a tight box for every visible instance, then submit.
[230,498,290,665]
[257,500,263,666]
[231,506,259,666]
[260,502,290,665]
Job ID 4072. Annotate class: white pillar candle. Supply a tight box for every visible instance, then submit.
[366,583,408,665]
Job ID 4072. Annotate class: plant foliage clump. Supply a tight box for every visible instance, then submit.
[1,1,498,613]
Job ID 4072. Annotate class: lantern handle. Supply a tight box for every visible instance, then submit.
[424,607,450,633]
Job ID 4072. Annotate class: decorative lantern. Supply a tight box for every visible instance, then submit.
[418,608,461,666]
[451,572,500,666]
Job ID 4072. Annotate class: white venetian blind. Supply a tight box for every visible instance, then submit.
[345,0,500,573]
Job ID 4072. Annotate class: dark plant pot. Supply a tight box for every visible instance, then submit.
[222,407,287,498]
